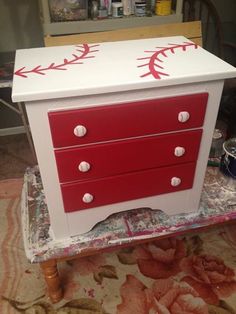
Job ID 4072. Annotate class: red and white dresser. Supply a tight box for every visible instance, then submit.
[12,36,236,239]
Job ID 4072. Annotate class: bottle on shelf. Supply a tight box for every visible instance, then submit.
[98,5,108,18]
[155,0,172,16]
[90,0,99,19]
[100,0,112,15]
[112,1,124,17]
[122,0,132,16]
[134,1,146,17]
[145,0,153,16]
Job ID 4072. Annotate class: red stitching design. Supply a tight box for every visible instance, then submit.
[14,44,100,78]
[137,42,198,79]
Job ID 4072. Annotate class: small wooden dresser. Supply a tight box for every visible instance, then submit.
[12,36,236,239]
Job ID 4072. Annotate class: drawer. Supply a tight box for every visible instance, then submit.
[61,162,196,212]
[48,93,208,148]
[55,130,202,183]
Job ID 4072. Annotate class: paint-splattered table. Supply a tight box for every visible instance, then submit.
[22,165,236,303]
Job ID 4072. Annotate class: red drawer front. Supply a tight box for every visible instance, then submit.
[48,93,208,148]
[55,130,202,183]
[61,162,196,212]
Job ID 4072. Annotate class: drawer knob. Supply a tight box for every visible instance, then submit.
[78,161,91,172]
[171,177,181,187]
[82,193,94,203]
[74,125,87,137]
[178,111,190,123]
[174,146,185,157]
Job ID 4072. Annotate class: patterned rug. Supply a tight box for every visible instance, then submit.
[1,179,236,313]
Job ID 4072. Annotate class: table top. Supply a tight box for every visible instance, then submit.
[12,36,236,102]
[22,165,236,263]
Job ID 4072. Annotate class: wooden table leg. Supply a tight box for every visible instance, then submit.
[40,259,63,303]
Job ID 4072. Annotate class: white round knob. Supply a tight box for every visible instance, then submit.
[82,193,94,203]
[74,125,87,137]
[174,146,185,157]
[78,161,91,172]
[178,111,190,123]
[171,177,181,187]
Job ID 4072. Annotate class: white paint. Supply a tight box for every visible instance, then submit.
[78,161,91,172]
[24,80,225,238]
[178,111,190,123]
[171,177,181,187]
[73,125,87,137]
[82,193,94,204]
[12,36,236,239]
[12,36,236,102]
[174,146,185,157]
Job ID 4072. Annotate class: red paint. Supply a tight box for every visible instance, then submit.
[137,42,198,79]
[14,44,99,78]
[61,162,196,212]
[55,130,202,183]
[48,93,208,148]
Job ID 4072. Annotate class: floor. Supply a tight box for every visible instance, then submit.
[0,133,35,180]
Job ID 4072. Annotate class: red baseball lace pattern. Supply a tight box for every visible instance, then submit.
[14,44,100,78]
[137,42,198,80]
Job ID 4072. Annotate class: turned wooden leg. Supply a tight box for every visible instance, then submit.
[40,259,63,303]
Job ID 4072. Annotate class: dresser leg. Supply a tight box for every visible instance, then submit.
[40,259,63,303]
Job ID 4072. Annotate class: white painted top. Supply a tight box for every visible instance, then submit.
[12,36,236,102]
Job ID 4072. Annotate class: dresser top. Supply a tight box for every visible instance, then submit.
[12,36,236,102]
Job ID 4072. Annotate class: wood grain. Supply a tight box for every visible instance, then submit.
[44,21,202,47]
[40,259,63,303]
